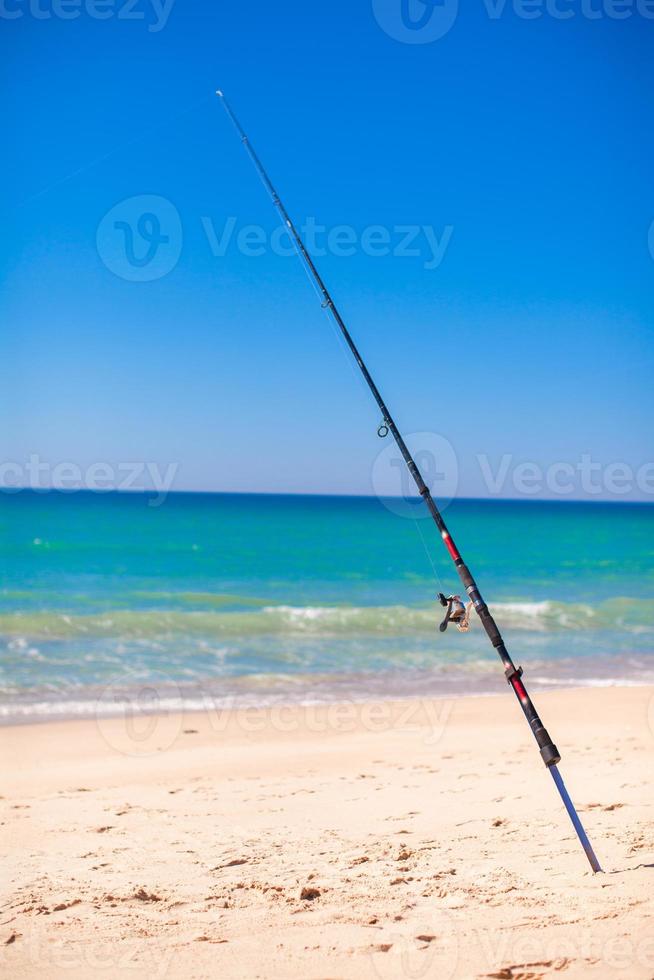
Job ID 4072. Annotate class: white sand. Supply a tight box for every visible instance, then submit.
[2,685,653,979]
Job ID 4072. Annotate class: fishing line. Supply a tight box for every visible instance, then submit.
[412,515,445,590]
[287,215,444,598]
[16,94,213,212]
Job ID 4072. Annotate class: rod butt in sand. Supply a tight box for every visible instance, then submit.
[550,764,602,873]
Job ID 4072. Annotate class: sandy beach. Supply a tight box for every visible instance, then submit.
[2,685,653,979]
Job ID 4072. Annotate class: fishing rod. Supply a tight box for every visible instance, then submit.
[216,90,602,874]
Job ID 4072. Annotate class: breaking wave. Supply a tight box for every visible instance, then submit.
[0,597,652,641]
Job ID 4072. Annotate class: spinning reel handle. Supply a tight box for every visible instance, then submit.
[438,593,455,632]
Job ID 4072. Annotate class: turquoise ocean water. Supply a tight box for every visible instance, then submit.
[1,492,653,721]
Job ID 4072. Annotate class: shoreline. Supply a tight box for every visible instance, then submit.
[3,669,654,727]
[3,686,653,978]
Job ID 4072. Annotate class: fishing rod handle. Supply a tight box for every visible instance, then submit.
[453,552,561,767]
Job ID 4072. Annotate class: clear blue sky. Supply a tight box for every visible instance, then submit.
[3,1,653,501]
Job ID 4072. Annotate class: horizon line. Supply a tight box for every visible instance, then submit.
[2,487,653,506]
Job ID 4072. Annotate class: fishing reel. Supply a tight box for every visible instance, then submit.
[438,593,473,633]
